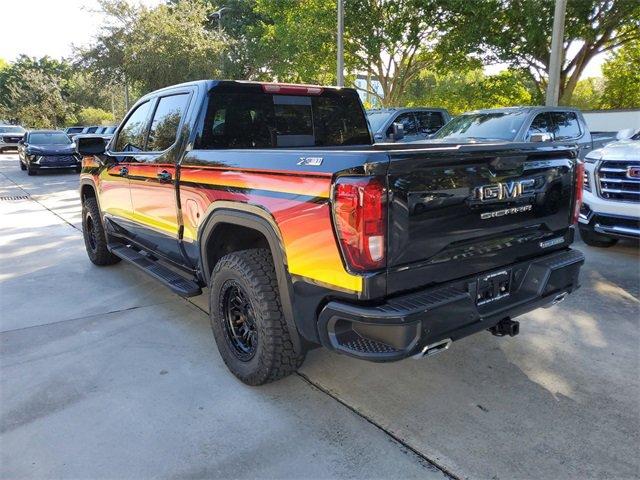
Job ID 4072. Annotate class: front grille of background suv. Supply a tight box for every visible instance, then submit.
[597,160,640,203]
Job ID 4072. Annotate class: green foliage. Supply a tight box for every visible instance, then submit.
[79,0,225,93]
[476,0,640,103]
[0,55,76,128]
[77,107,115,126]
[601,41,640,109]
[570,77,603,111]
[404,69,534,115]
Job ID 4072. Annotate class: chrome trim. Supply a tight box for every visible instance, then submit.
[412,338,452,359]
[594,223,640,237]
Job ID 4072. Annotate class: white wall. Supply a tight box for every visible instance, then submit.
[582,110,640,133]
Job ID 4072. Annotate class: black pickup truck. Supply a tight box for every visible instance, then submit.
[76,80,584,385]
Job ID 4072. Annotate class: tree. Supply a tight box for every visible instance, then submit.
[478,0,640,103]
[77,107,115,125]
[79,0,226,95]
[600,40,640,109]
[404,69,535,115]
[0,56,76,127]
[570,77,603,110]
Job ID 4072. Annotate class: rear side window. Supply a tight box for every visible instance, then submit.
[197,87,370,149]
[147,94,190,151]
[416,112,445,134]
[527,113,554,139]
[115,101,153,152]
[549,112,581,140]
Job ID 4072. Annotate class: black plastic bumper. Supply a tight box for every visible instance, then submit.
[317,248,585,361]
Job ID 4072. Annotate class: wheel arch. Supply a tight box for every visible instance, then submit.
[198,203,303,353]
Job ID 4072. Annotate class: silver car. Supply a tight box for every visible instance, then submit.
[0,124,27,153]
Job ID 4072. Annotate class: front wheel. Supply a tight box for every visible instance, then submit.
[209,249,305,385]
[579,224,618,248]
[20,161,26,171]
[27,165,36,176]
[82,197,121,265]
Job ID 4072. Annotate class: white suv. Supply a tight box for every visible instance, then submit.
[579,128,640,247]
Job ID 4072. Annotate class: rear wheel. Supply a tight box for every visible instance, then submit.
[579,224,618,248]
[82,197,121,265]
[209,249,305,385]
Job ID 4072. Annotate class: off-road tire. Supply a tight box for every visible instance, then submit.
[82,197,121,266]
[579,224,618,248]
[20,161,26,171]
[209,248,305,385]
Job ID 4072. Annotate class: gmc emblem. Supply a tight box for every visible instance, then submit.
[627,166,640,179]
[474,179,535,201]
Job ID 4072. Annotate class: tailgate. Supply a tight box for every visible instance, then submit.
[385,144,577,294]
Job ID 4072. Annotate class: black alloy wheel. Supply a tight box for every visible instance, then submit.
[221,280,258,361]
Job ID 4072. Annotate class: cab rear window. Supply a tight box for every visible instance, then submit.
[197,86,371,149]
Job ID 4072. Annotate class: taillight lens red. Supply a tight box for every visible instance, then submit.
[573,161,584,224]
[333,176,386,271]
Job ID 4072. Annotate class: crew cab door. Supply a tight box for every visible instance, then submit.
[387,112,421,142]
[547,111,591,159]
[99,99,155,232]
[126,91,193,265]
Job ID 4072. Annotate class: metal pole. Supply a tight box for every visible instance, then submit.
[337,0,344,87]
[214,7,228,78]
[546,0,566,106]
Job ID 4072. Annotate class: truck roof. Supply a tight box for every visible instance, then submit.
[148,79,349,96]
[465,106,583,115]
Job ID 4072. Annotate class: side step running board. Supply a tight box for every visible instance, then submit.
[109,244,202,297]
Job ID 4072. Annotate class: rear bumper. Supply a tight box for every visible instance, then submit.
[317,248,584,361]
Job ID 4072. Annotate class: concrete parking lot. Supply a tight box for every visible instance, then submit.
[1,153,638,479]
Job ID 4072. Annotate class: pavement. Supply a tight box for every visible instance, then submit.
[0,152,638,480]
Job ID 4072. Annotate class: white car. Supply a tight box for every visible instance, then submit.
[579,128,640,247]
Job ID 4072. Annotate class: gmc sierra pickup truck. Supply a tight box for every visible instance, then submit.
[76,80,584,385]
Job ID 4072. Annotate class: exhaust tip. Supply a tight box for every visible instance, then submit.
[412,338,452,359]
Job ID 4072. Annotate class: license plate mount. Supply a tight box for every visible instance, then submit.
[476,269,512,305]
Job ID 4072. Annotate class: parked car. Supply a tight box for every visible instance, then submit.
[427,106,615,158]
[18,130,81,175]
[76,80,584,385]
[65,126,85,136]
[72,126,118,146]
[579,128,640,246]
[367,107,451,142]
[0,124,27,152]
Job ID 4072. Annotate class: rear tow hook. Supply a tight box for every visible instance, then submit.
[489,318,520,337]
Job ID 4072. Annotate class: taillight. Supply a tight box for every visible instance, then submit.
[261,83,324,95]
[573,161,584,224]
[333,176,386,271]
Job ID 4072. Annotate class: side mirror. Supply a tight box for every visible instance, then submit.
[616,128,637,140]
[76,135,106,156]
[390,122,405,141]
[530,132,554,143]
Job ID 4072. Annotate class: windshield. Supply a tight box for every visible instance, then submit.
[0,126,25,134]
[367,111,392,132]
[432,111,528,141]
[29,133,73,145]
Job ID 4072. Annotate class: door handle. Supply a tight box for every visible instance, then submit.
[118,166,129,176]
[157,170,172,183]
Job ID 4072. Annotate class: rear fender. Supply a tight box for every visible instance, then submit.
[198,203,303,353]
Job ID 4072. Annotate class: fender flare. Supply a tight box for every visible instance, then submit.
[198,203,303,353]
